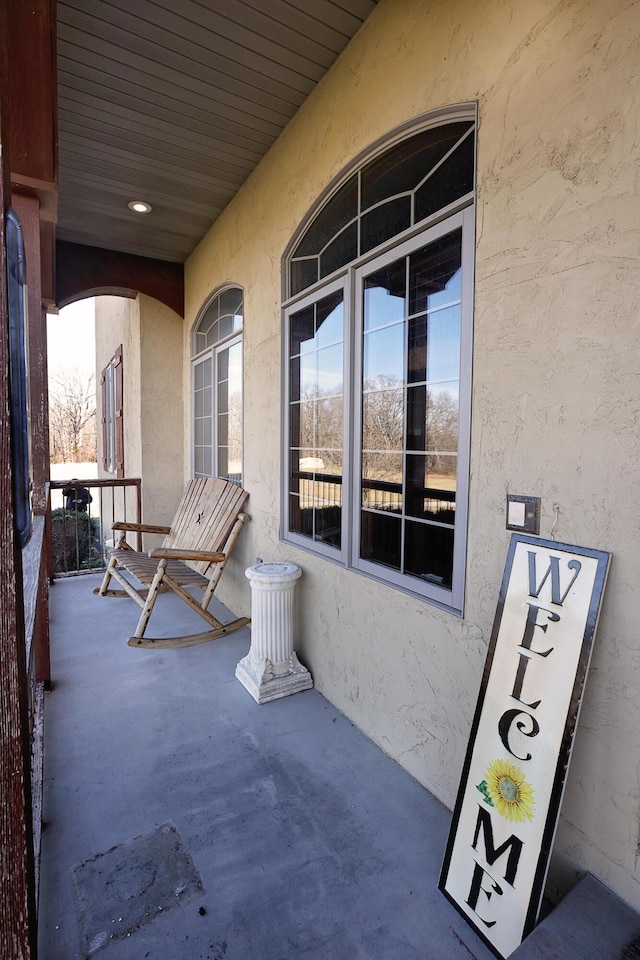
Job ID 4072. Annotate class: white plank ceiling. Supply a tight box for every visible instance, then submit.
[56,0,378,263]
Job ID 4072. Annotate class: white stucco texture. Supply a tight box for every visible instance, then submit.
[183,0,640,908]
[95,294,184,546]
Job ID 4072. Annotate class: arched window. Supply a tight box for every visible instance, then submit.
[283,109,476,613]
[191,286,243,483]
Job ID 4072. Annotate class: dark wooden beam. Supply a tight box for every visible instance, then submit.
[56,241,185,318]
[5,0,57,187]
[6,0,57,313]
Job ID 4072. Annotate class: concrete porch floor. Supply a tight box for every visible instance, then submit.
[38,574,640,960]
[39,572,501,960]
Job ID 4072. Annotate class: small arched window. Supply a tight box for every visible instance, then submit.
[191,286,243,483]
[283,109,476,613]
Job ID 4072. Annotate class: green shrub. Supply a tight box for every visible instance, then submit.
[50,508,102,574]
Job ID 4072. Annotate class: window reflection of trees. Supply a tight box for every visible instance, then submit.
[361,374,458,519]
[362,376,458,472]
[296,383,343,473]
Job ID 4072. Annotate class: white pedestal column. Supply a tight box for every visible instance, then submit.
[235,562,312,704]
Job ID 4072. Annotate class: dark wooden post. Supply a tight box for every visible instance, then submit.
[13,193,51,687]
[0,90,37,960]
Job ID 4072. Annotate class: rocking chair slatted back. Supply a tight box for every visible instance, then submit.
[163,478,248,575]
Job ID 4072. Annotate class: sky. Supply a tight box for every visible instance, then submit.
[46,298,96,378]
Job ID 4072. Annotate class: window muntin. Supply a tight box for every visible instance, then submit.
[289,121,474,297]
[193,287,243,355]
[192,287,243,483]
[357,228,462,592]
[288,286,344,550]
[193,355,213,478]
[284,116,475,612]
[217,339,243,482]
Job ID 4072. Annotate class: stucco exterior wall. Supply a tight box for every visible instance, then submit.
[95,294,184,544]
[137,294,184,530]
[95,295,142,477]
[184,0,640,907]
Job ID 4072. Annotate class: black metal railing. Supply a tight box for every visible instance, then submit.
[292,470,456,515]
[48,477,142,577]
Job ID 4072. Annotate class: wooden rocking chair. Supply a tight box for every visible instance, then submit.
[94,477,250,649]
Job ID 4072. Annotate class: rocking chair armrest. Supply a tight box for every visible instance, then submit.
[112,521,172,534]
[148,547,226,562]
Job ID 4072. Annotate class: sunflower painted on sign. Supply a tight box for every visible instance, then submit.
[476,758,535,823]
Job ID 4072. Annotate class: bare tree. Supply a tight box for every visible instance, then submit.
[49,369,97,463]
[363,374,404,460]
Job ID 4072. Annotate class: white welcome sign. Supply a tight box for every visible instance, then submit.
[439,534,610,959]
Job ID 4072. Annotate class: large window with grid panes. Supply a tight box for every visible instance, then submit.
[192,286,243,483]
[283,112,475,612]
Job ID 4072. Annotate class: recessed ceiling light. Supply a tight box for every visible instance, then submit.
[128,200,152,213]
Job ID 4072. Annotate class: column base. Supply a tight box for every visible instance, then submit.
[235,652,313,704]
